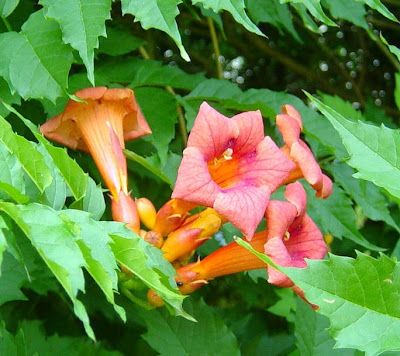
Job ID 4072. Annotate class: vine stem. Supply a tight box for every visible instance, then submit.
[207,17,223,79]
[139,46,188,147]
[2,17,12,32]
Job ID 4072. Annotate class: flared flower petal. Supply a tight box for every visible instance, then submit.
[173,102,294,239]
[264,182,327,288]
[40,87,151,199]
[276,105,332,199]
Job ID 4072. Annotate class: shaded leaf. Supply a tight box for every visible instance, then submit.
[308,94,400,199]
[362,0,398,22]
[0,10,73,102]
[329,162,400,232]
[141,297,240,356]
[246,0,301,41]
[305,183,381,251]
[193,0,264,37]
[135,87,178,164]
[40,0,111,85]
[323,0,367,29]
[286,0,336,26]
[121,0,189,61]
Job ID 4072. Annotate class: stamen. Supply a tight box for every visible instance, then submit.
[223,148,233,160]
[284,231,290,241]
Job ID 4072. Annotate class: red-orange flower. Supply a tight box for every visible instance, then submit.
[264,182,327,288]
[175,231,268,294]
[40,87,151,233]
[276,105,332,198]
[172,102,295,239]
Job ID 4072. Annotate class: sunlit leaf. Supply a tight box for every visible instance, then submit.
[0,202,94,340]
[285,0,336,26]
[40,0,111,85]
[0,10,73,102]
[308,94,400,199]
[287,253,400,355]
[0,116,52,193]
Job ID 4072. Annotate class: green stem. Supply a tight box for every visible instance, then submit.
[120,285,155,310]
[208,17,223,79]
[2,17,12,32]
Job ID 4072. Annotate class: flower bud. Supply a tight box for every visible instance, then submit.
[144,230,164,249]
[152,199,196,236]
[161,212,222,262]
[111,191,140,234]
[147,289,165,307]
[135,197,157,229]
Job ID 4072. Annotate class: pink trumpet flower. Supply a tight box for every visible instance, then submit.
[276,105,332,198]
[172,102,295,239]
[264,182,327,289]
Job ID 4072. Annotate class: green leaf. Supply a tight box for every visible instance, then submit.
[134,87,178,164]
[0,10,73,102]
[307,94,400,200]
[40,0,111,86]
[96,57,206,90]
[0,202,95,340]
[286,253,400,355]
[395,73,400,111]
[0,0,19,18]
[69,177,105,220]
[295,297,356,355]
[0,251,28,305]
[141,297,240,356]
[267,288,297,323]
[193,0,264,37]
[4,102,89,201]
[246,0,301,41]
[323,0,367,29]
[360,0,398,22]
[0,116,52,193]
[103,222,189,319]
[2,320,123,356]
[329,162,400,232]
[0,78,20,118]
[0,142,27,203]
[61,210,125,321]
[285,0,336,26]
[306,183,381,251]
[121,0,190,61]
[98,25,146,56]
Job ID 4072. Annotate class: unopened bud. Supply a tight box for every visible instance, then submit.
[111,191,141,234]
[153,199,196,236]
[144,230,164,249]
[147,289,165,307]
[135,197,157,229]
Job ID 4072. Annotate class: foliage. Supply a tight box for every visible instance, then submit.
[0,0,400,355]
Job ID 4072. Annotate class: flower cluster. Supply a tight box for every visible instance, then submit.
[41,87,332,308]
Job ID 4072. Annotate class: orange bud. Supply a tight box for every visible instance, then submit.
[161,212,221,262]
[147,289,165,307]
[111,191,140,234]
[135,197,157,229]
[144,230,164,249]
[152,199,196,236]
[174,231,268,294]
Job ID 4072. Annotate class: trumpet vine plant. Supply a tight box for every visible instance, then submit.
[0,0,400,355]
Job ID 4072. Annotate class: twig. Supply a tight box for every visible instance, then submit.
[207,17,223,79]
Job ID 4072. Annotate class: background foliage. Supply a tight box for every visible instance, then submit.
[0,0,400,355]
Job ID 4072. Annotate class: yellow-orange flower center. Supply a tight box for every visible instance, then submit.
[207,148,240,189]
